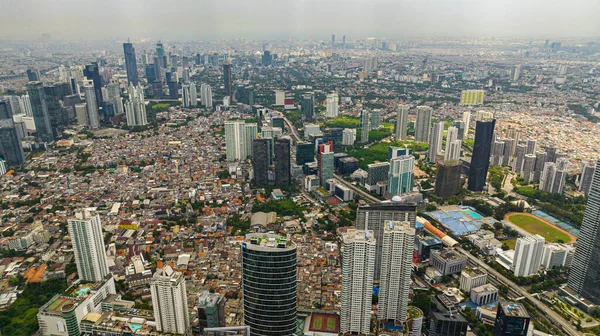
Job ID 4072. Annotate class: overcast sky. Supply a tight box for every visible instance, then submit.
[1,0,599,40]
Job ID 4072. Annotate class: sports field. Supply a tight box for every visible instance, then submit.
[310,313,339,333]
[505,213,576,243]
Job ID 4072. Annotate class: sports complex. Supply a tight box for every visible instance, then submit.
[504,212,577,243]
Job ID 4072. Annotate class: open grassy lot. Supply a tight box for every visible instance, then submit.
[506,213,574,243]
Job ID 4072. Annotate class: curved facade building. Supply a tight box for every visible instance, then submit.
[241,234,297,336]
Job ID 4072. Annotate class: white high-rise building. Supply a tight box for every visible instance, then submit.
[275,90,285,106]
[415,106,432,142]
[378,221,415,324]
[151,266,190,335]
[395,104,409,140]
[428,121,444,163]
[446,126,458,145]
[326,92,339,118]
[182,84,191,107]
[476,110,494,121]
[189,82,197,107]
[225,120,257,161]
[124,83,147,126]
[341,229,375,335]
[462,111,471,137]
[360,109,370,143]
[75,103,88,126]
[200,84,213,110]
[513,235,545,277]
[342,128,356,146]
[511,65,521,81]
[83,84,100,129]
[67,211,110,282]
[445,140,462,161]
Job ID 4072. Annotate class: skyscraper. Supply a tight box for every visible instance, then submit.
[26,66,41,81]
[378,221,415,324]
[198,291,226,331]
[445,140,462,161]
[25,81,54,143]
[460,90,485,105]
[428,121,444,163]
[182,84,192,107]
[579,162,596,196]
[468,118,495,191]
[415,106,432,142]
[241,233,297,336]
[322,128,343,153]
[151,266,190,335]
[123,41,138,86]
[387,155,415,196]
[453,120,465,140]
[83,84,100,129]
[223,61,232,99]
[493,302,530,336]
[462,111,471,137]
[296,143,314,165]
[435,160,463,198]
[125,83,148,126]
[67,211,110,282]
[395,104,409,140]
[371,110,381,129]
[568,159,600,304]
[190,82,198,107]
[326,92,339,118]
[0,102,25,166]
[274,138,291,186]
[513,235,545,277]
[83,62,104,107]
[225,121,257,161]
[318,142,334,186]
[341,229,375,335]
[252,139,270,185]
[201,84,213,110]
[360,109,370,143]
[355,202,417,280]
[301,93,314,121]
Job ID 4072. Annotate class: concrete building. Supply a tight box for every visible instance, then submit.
[460,90,484,105]
[415,106,432,142]
[378,221,415,324]
[460,267,488,294]
[68,211,110,282]
[462,111,471,137]
[360,109,370,143]
[430,249,468,276]
[318,142,334,187]
[513,235,545,277]
[355,202,417,280]
[83,84,100,129]
[151,266,190,335]
[541,243,574,269]
[341,229,376,335]
[125,83,148,126]
[579,162,596,196]
[225,120,257,161]
[429,121,444,163]
[342,128,356,146]
[395,104,409,140]
[325,92,339,118]
[434,160,462,198]
[470,284,498,306]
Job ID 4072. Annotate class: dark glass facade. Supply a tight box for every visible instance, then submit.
[25,81,54,143]
[223,63,232,98]
[296,143,314,165]
[430,312,468,336]
[123,42,139,86]
[493,303,530,336]
[301,94,314,121]
[241,241,297,336]
[0,102,25,166]
[322,128,343,153]
[468,119,495,191]
[44,83,71,138]
[252,139,270,185]
[435,160,462,198]
[83,62,104,106]
[274,138,291,186]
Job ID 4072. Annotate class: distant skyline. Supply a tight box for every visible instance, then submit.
[1,0,600,40]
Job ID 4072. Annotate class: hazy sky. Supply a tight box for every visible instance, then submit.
[1,0,599,40]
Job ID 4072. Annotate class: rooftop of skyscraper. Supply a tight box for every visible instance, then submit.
[244,233,295,249]
[500,302,529,317]
[343,229,375,243]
